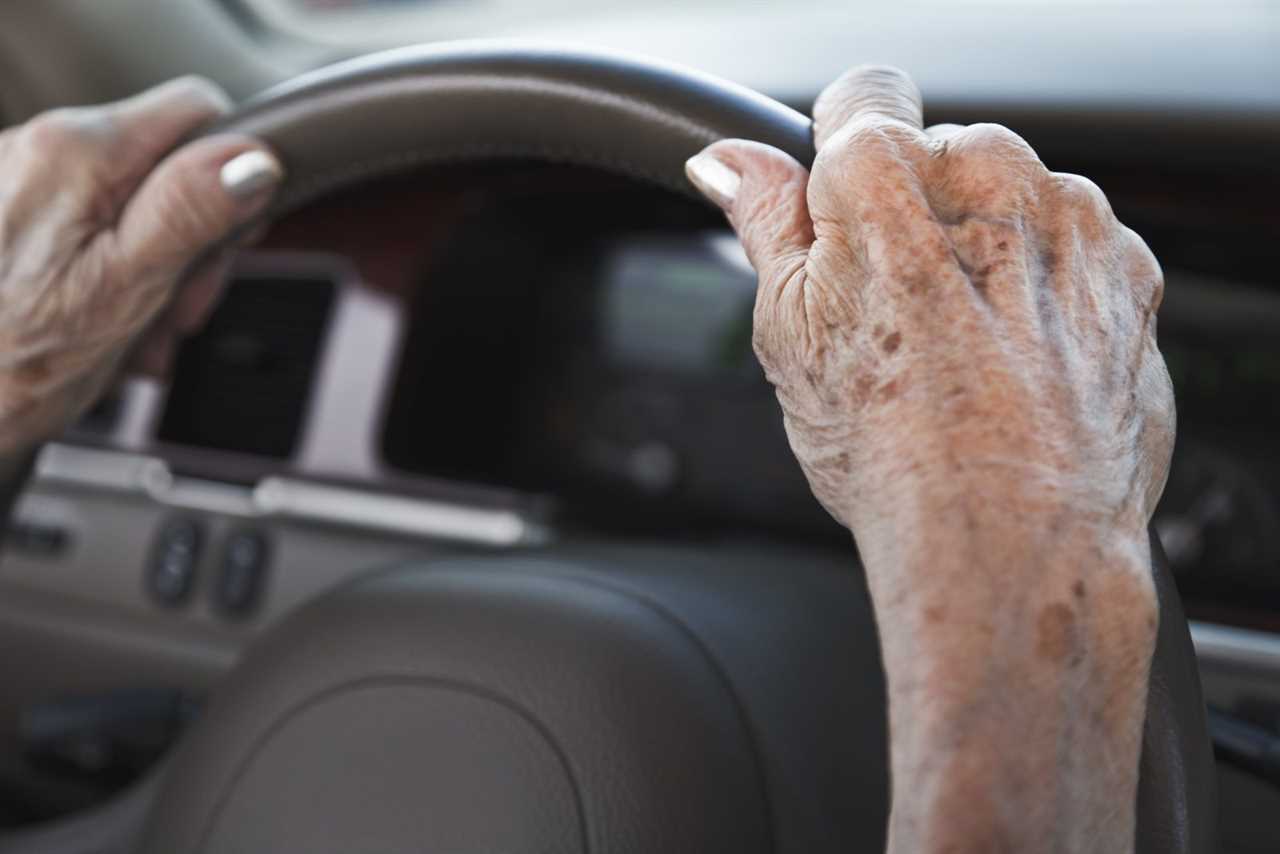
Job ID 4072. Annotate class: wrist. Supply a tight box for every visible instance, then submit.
[0,363,108,455]
[845,427,1151,527]
[863,489,1157,695]
[849,463,1151,582]
[860,490,1157,853]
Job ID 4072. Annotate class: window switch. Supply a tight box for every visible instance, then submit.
[215,529,269,617]
[147,517,203,606]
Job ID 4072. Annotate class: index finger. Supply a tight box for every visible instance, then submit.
[104,77,232,190]
[812,65,924,150]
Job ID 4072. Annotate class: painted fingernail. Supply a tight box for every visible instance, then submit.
[685,151,741,208]
[220,149,284,200]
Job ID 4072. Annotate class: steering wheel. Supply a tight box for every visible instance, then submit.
[133,42,1214,854]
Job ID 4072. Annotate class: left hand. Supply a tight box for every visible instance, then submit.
[0,77,282,452]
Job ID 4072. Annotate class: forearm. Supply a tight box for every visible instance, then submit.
[859,488,1158,854]
[687,59,1173,854]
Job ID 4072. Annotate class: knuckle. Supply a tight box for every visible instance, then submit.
[814,117,925,179]
[21,109,95,155]
[1149,270,1166,313]
[750,320,770,357]
[952,123,1044,172]
[751,287,791,367]
[1122,228,1165,308]
[8,112,106,199]
[172,74,227,102]
[750,316,778,369]
[1051,172,1115,221]
[162,75,233,116]
[848,116,925,152]
[841,116,923,155]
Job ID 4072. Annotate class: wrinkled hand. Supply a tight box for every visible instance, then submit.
[0,77,281,452]
[687,67,1175,853]
[688,67,1173,549]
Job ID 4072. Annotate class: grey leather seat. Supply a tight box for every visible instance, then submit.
[139,538,1213,853]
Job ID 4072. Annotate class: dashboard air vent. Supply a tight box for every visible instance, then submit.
[156,274,336,459]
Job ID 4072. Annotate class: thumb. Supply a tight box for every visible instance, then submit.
[110,135,283,282]
[684,139,814,284]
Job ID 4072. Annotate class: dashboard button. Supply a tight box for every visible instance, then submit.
[215,530,269,617]
[6,521,70,557]
[147,517,203,606]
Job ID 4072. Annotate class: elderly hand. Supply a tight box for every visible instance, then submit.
[687,67,1174,853]
[0,77,281,453]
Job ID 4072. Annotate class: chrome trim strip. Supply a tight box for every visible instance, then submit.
[37,444,161,493]
[32,443,544,548]
[149,476,261,518]
[255,477,544,546]
[1190,620,1280,672]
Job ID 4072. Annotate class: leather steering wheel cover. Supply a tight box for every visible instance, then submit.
[209,40,815,215]
[186,43,1215,852]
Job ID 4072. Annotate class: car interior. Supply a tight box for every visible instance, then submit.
[0,1,1276,852]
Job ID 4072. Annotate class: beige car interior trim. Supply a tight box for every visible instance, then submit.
[35,443,544,548]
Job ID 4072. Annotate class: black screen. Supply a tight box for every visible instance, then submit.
[157,275,336,459]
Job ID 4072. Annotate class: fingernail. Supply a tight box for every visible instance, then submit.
[220,149,284,200]
[685,151,741,208]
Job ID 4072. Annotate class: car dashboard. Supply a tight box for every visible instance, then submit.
[10,153,1280,624]
[0,2,1277,838]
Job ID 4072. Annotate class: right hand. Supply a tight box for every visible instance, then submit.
[686,67,1174,561]
[0,77,283,453]
[685,65,1174,852]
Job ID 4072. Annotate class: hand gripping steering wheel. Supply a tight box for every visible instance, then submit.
[137,41,1214,854]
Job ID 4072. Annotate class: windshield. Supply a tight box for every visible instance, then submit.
[249,0,1276,84]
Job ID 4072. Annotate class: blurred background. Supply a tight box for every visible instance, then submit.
[0,2,1276,852]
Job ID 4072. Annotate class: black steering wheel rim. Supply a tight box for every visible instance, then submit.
[210,39,815,217]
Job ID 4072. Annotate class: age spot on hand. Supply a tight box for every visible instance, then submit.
[1039,248,1059,275]
[855,374,875,398]
[877,378,901,401]
[1036,602,1079,665]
